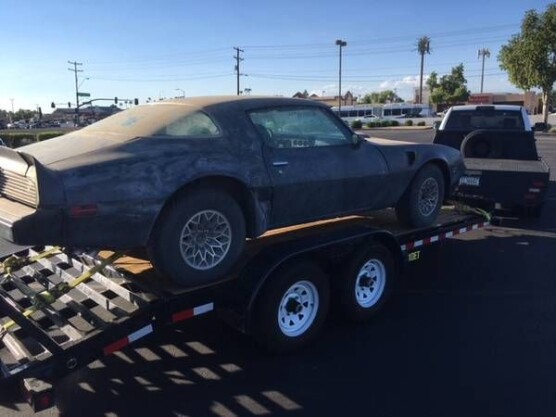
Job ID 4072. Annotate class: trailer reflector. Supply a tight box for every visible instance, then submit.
[400,221,488,251]
[172,302,214,323]
[103,324,153,356]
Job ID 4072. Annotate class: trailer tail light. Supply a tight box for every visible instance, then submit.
[532,181,545,188]
[70,204,98,217]
[524,194,537,200]
[23,378,54,412]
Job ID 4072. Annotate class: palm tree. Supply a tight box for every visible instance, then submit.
[417,36,431,104]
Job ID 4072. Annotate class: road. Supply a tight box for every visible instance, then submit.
[1,130,556,417]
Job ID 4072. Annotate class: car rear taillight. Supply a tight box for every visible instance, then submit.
[70,204,98,217]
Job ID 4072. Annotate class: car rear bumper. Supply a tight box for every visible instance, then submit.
[454,158,550,208]
[0,197,155,249]
[0,198,63,244]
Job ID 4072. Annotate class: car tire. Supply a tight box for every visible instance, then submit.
[461,130,502,158]
[251,261,330,353]
[395,164,445,228]
[148,190,246,287]
[338,244,395,322]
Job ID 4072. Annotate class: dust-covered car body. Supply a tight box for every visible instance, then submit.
[0,96,463,285]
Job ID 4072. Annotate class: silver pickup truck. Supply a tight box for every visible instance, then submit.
[433,104,550,216]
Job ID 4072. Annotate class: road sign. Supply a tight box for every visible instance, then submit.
[77,92,91,97]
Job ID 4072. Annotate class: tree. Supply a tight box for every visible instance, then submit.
[361,90,402,104]
[499,4,556,124]
[428,64,471,105]
[426,71,439,91]
[13,109,37,122]
[417,36,431,104]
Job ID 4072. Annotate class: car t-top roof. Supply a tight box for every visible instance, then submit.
[70,96,323,139]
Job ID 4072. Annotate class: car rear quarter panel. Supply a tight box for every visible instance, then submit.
[372,141,460,198]
[49,119,271,247]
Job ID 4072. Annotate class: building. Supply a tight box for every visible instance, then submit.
[293,91,355,107]
[51,105,122,124]
[467,91,541,114]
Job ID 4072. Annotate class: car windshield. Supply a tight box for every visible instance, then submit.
[444,109,525,130]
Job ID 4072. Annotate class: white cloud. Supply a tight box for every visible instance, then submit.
[379,75,430,90]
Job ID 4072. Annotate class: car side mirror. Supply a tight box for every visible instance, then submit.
[533,122,547,132]
[432,121,441,130]
[351,134,362,146]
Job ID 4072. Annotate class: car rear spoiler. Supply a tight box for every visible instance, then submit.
[0,146,37,177]
[0,147,65,207]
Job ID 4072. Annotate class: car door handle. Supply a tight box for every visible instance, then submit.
[272,161,289,167]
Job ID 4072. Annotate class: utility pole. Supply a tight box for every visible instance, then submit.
[9,98,14,122]
[233,47,244,96]
[68,60,83,124]
[477,48,490,94]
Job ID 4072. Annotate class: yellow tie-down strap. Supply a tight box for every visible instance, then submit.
[0,250,124,337]
[0,246,62,276]
[453,203,492,223]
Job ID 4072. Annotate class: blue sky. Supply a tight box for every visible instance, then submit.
[1,0,552,113]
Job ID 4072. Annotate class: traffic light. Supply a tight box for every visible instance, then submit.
[134,98,139,105]
[68,102,71,108]
[51,102,55,109]
[114,97,118,104]
[38,107,42,119]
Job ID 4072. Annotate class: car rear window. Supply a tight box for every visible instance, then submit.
[444,109,525,131]
[77,103,219,138]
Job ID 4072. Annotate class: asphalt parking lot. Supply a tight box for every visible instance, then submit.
[1,129,556,417]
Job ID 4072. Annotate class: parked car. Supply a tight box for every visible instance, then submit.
[433,104,550,215]
[0,96,464,287]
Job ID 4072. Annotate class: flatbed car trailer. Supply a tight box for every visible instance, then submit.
[0,207,490,412]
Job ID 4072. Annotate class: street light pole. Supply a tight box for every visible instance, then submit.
[335,39,347,112]
[478,48,490,94]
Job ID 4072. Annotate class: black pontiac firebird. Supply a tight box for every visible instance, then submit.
[0,97,464,286]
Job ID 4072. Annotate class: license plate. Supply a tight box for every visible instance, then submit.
[459,176,480,186]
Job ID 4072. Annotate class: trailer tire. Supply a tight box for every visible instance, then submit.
[396,164,445,227]
[338,244,395,322]
[148,190,246,287]
[252,261,330,353]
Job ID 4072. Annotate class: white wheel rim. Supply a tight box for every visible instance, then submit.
[355,259,386,308]
[277,280,319,337]
[418,177,440,217]
[179,209,232,270]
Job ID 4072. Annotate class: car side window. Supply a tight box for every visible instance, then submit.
[249,107,350,148]
[155,111,220,137]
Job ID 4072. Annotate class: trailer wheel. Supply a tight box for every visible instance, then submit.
[338,244,395,322]
[252,261,330,353]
